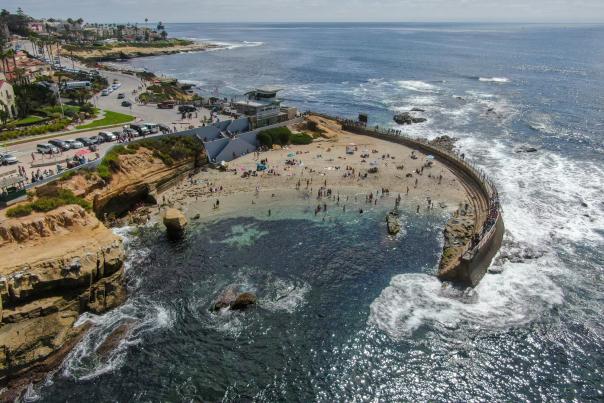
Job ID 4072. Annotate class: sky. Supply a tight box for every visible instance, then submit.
[3,0,604,23]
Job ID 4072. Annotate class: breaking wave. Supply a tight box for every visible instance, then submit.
[396,80,438,92]
[478,77,510,83]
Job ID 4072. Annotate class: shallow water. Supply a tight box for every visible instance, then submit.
[33,23,604,401]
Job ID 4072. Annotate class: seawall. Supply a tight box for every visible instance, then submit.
[333,117,503,287]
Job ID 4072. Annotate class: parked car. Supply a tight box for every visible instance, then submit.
[143,122,159,134]
[129,123,150,136]
[49,139,71,151]
[99,131,117,142]
[101,89,110,96]
[65,139,84,149]
[88,135,102,144]
[123,128,138,137]
[0,153,18,165]
[178,105,197,113]
[76,137,94,146]
[37,143,59,154]
[121,100,132,107]
[112,83,121,89]
[117,93,125,99]
[158,123,172,134]
[158,101,175,109]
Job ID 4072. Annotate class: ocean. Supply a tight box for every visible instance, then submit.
[33,23,604,401]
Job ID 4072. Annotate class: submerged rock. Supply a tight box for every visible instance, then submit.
[211,286,257,312]
[515,144,538,153]
[163,208,187,240]
[231,293,257,311]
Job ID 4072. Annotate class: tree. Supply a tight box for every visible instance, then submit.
[160,30,168,40]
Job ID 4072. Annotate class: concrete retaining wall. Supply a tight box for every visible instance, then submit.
[338,120,504,287]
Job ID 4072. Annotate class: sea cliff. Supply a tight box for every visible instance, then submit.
[0,205,126,394]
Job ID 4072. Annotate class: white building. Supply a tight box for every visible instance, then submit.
[0,74,17,119]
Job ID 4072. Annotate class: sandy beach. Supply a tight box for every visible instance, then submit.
[158,126,470,223]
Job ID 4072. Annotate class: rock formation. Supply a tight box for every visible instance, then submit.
[0,205,126,393]
[393,112,427,125]
[211,286,257,312]
[163,208,187,240]
[386,211,401,235]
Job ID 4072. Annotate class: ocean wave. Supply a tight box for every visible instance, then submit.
[207,40,264,51]
[368,265,563,338]
[396,80,438,92]
[478,77,510,83]
[63,301,175,381]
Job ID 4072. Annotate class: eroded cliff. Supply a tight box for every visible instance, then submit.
[0,205,126,390]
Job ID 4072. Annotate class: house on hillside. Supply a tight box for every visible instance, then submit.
[0,76,17,120]
[232,87,298,129]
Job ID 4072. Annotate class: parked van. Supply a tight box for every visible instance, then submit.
[143,122,159,134]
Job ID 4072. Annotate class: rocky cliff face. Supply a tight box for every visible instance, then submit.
[90,147,202,218]
[0,205,126,391]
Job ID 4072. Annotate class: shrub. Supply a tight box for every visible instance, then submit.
[6,204,33,218]
[258,127,293,146]
[257,131,272,148]
[6,188,90,217]
[290,132,313,145]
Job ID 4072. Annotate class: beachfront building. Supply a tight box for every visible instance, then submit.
[233,87,297,129]
[0,75,17,120]
[3,51,51,84]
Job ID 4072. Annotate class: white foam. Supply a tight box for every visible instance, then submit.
[369,261,564,338]
[397,80,438,92]
[478,77,510,83]
[262,278,310,313]
[64,301,175,381]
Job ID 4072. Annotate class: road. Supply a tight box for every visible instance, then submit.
[1,47,226,183]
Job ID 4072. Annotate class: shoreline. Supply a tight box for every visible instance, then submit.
[65,40,225,63]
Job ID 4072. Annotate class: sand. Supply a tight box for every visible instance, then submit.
[157,128,470,223]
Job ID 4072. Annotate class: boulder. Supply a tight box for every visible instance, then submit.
[163,208,187,240]
[393,112,427,125]
[515,144,538,153]
[211,286,257,312]
[231,293,257,311]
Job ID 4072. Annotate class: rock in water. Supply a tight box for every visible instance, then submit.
[393,112,427,125]
[231,293,257,311]
[211,286,257,311]
[386,211,401,235]
[163,208,187,240]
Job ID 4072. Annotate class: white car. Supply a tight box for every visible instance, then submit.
[101,89,110,96]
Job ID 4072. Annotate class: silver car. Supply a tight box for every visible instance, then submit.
[37,143,59,154]
[0,153,18,165]
[65,139,84,149]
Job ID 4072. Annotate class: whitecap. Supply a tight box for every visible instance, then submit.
[369,263,564,339]
[478,77,510,83]
[396,80,438,92]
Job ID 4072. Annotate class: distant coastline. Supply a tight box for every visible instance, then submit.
[64,39,225,62]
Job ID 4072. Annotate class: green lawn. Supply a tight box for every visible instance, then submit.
[10,115,48,126]
[76,110,135,130]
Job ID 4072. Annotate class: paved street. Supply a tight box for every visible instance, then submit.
[1,48,226,183]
